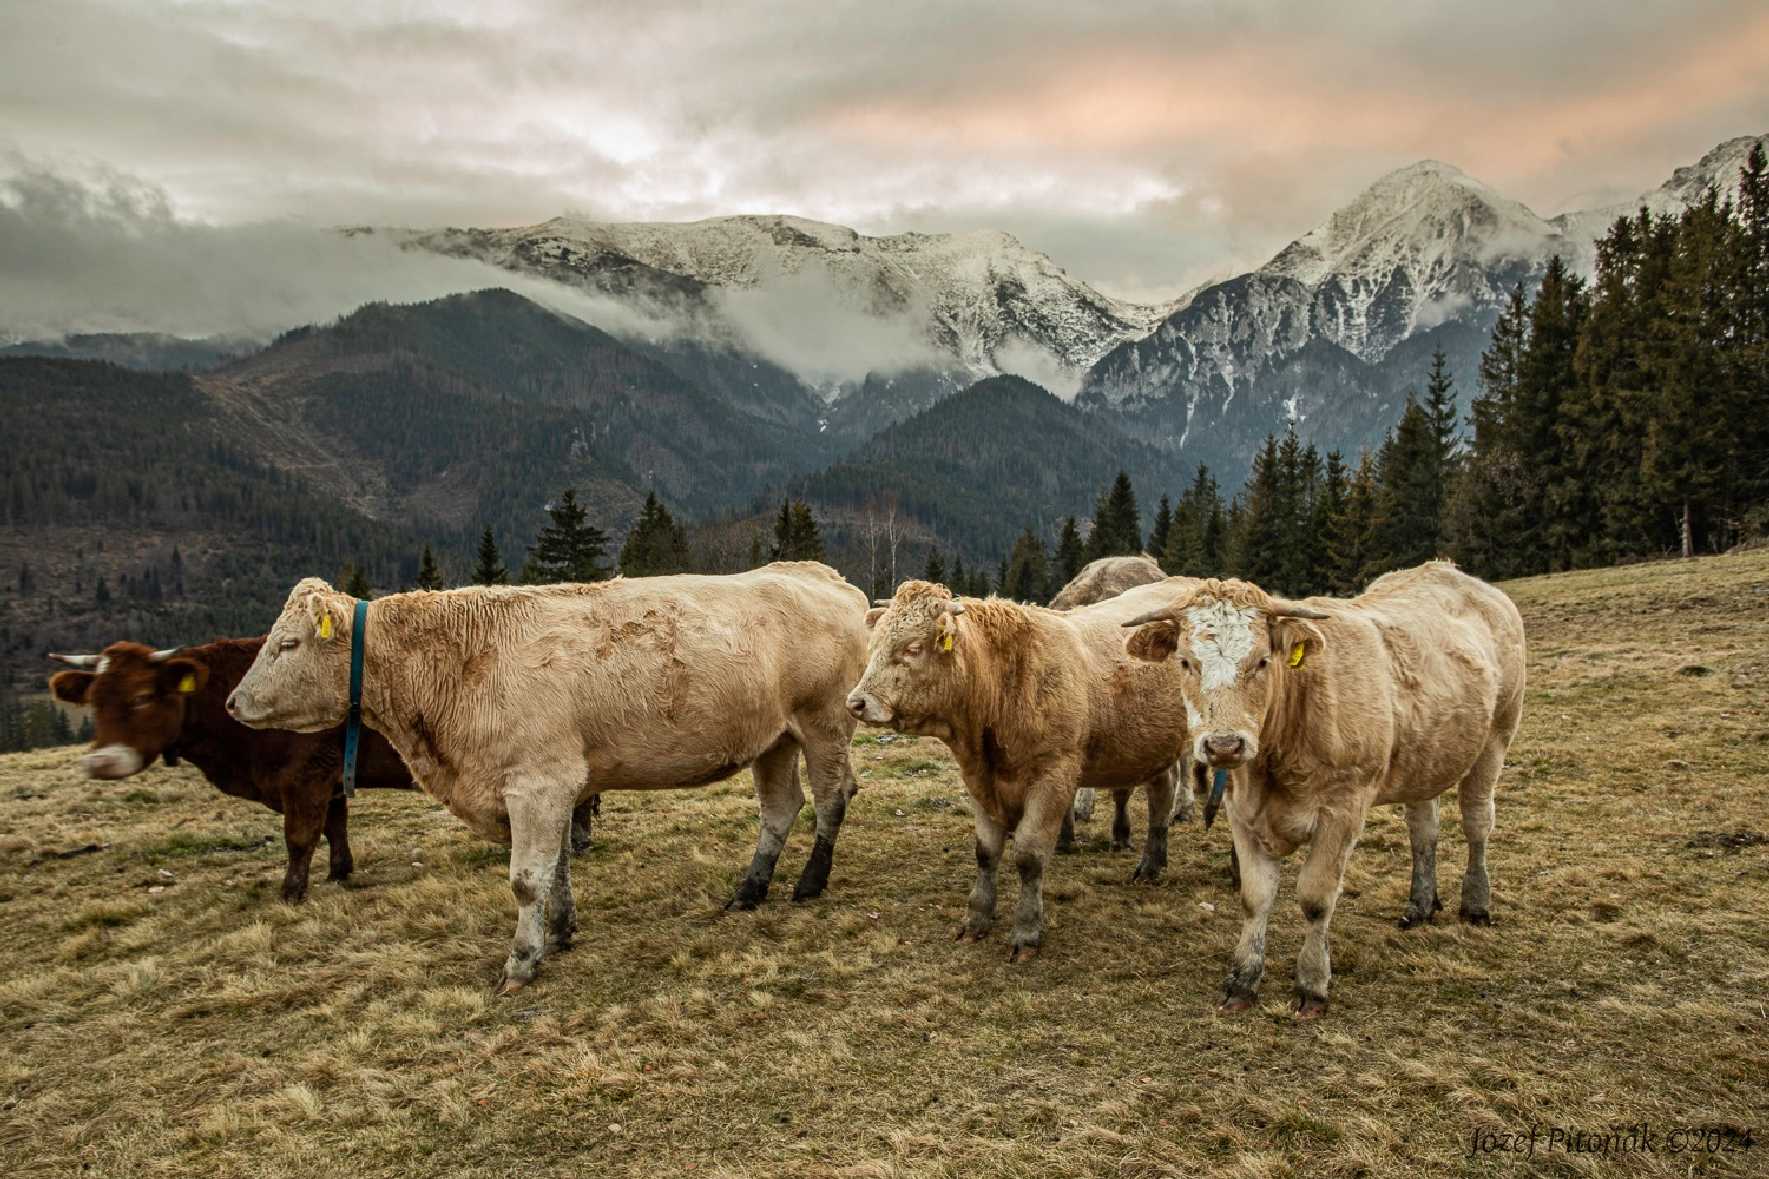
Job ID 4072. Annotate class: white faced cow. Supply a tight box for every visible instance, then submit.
[1122,563,1525,1017]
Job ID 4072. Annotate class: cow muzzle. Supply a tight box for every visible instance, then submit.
[81,744,145,780]
[845,690,894,726]
[225,687,267,726]
[1198,731,1253,768]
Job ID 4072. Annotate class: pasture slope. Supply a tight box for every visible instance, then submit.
[2,553,1767,1178]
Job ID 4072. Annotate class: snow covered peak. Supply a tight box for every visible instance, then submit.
[408,212,1167,384]
[1262,159,1559,291]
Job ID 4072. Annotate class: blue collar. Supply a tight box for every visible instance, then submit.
[1204,767,1230,829]
[341,598,368,798]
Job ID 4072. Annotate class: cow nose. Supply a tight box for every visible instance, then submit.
[1204,733,1246,760]
[845,693,866,718]
[225,689,242,718]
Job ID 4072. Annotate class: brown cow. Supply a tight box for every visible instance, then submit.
[1047,554,1193,845]
[46,640,606,901]
[846,580,1191,961]
[1122,563,1526,1017]
[224,564,868,992]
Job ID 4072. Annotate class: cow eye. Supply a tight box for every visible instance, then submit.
[279,637,299,652]
[1178,657,1192,671]
[1256,658,1269,670]
[903,642,923,657]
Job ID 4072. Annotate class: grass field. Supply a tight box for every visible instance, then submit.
[3,554,1768,1177]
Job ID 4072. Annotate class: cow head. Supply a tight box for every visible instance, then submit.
[1122,578,1328,770]
[846,581,966,733]
[47,643,211,779]
[227,577,356,733]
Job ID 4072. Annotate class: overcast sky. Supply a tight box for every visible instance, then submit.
[3,0,1767,305]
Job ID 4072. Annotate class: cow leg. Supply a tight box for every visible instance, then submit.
[280,795,328,903]
[1170,759,1195,824]
[1399,799,1442,929]
[1110,787,1133,852]
[569,795,599,856]
[957,808,1006,943]
[1458,740,1504,925]
[729,737,803,910]
[1131,766,1177,883]
[1293,810,1364,1019]
[792,730,854,901]
[545,840,576,951]
[1222,813,1279,1013]
[499,786,571,994]
[1057,809,1077,854]
[1006,789,1066,962]
[1071,787,1097,822]
[324,795,354,883]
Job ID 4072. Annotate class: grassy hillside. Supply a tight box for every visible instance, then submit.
[3,526,1766,1176]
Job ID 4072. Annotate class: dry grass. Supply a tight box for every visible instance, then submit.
[3,553,1768,1177]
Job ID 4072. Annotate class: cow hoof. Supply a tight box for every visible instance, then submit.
[280,884,309,904]
[1294,993,1329,1020]
[954,923,990,943]
[1110,842,1133,854]
[725,880,767,911]
[570,837,591,857]
[1398,907,1435,930]
[1008,944,1040,964]
[1459,906,1493,926]
[1129,863,1164,884]
[1056,840,1077,855]
[1218,993,1256,1015]
[495,975,530,997]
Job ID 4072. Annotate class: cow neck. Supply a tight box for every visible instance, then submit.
[1259,639,1327,784]
[353,594,462,778]
[948,617,1032,771]
[176,639,264,789]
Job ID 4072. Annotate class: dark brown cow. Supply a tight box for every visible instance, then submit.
[47,639,601,902]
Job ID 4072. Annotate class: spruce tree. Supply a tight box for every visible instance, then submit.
[415,545,444,590]
[1085,472,1142,559]
[524,489,611,583]
[950,555,968,597]
[1233,436,1285,586]
[619,492,691,577]
[1148,496,1173,562]
[343,564,372,599]
[1000,529,1050,603]
[1376,398,1442,569]
[1327,452,1381,593]
[473,527,508,585]
[1053,517,1085,587]
[923,549,947,586]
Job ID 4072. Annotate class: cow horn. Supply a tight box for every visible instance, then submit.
[146,648,181,662]
[945,600,966,616]
[1268,603,1329,620]
[873,598,892,608]
[1120,606,1182,629]
[47,652,102,668]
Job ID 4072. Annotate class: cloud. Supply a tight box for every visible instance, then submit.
[0,158,682,344]
[0,0,1762,304]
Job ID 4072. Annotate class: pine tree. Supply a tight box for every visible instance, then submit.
[415,544,444,590]
[1085,472,1142,559]
[769,500,825,562]
[1232,436,1285,585]
[1148,496,1173,562]
[999,529,1050,603]
[524,489,611,582]
[342,564,372,599]
[1327,452,1381,594]
[923,549,947,586]
[1309,450,1348,594]
[1052,517,1085,587]
[950,555,969,598]
[472,527,508,585]
[94,575,111,607]
[1376,398,1442,569]
[619,492,691,577]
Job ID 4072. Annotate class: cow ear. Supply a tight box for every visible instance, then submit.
[1126,620,1179,663]
[49,670,95,705]
[156,657,208,697]
[310,596,344,641]
[864,607,886,629]
[1271,618,1326,670]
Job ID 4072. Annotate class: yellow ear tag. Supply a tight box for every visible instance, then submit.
[177,674,197,694]
[317,615,333,640]
[941,633,954,653]
[1288,641,1306,669]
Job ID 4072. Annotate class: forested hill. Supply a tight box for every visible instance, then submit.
[208,289,835,534]
[0,357,428,689]
[793,375,1179,558]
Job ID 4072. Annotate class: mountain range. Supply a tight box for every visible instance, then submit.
[1,132,1764,689]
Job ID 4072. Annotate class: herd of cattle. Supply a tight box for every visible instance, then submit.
[44,554,1525,1018]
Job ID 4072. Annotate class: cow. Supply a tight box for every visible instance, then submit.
[1046,554,1194,844]
[47,640,601,901]
[224,563,868,993]
[846,579,1192,961]
[1120,562,1526,1017]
